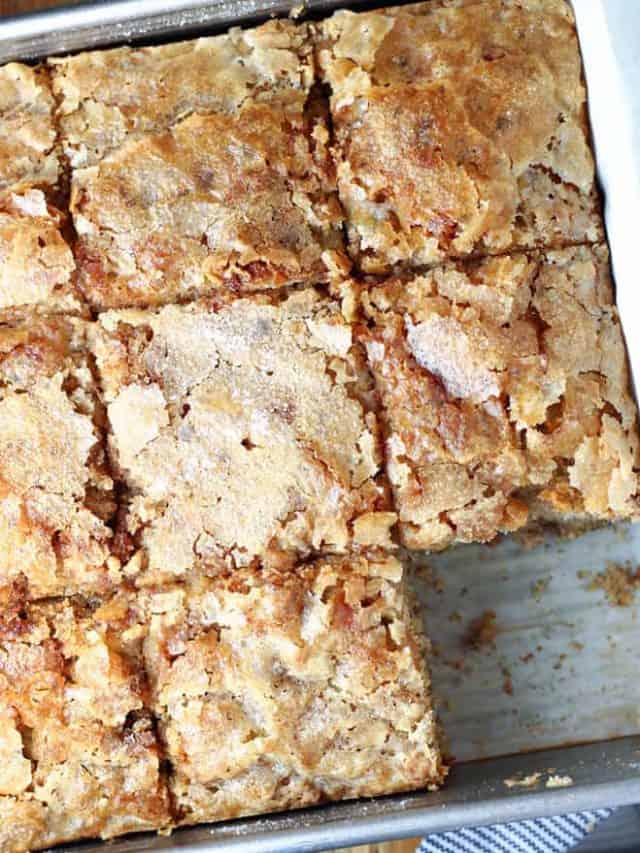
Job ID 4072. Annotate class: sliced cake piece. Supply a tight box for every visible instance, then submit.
[0,63,58,199]
[361,245,639,549]
[138,552,444,825]
[0,192,83,322]
[90,286,395,585]
[0,65,83,319]
[0,587,170,853]
[0,318,117,599]
[53,21,345,308]
[317,0,602,273]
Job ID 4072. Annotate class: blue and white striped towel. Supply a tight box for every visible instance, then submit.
[418,809,614,852]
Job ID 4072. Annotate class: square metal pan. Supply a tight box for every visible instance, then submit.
[1,1,639,850]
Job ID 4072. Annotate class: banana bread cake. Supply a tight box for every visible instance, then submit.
[0,587,170,853]
[317,0,602,273]
[361,244,639,549]
[52,21,346,308]
[0,0,637,849]
[0,318,116,600]
[137,553,445,825]
[89,286,395,585]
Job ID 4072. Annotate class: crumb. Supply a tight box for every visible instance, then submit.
[504,772,541,789]
[515,526,545,550]
[530,576,551,601]
[552,653,567,671]
[577,569,592,580]
[520,652,535,664]
[570,641,584,651]
[448,610,462,624]
[444,655,467,672]
[414,563,445,594]
[464,610,498,650]
[501,664,513,696]
[546,774,573,788]
[431,642,442,658]
[289,3,305,18]
[589,562,640,607]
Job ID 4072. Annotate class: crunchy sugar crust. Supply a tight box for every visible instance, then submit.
[89,287,396,584]
[0,590,170,853]
[362,245,640,550]
[317,0,602,273]
[136,553,445,824]
[53,21,345,308]
[0,318,117,599]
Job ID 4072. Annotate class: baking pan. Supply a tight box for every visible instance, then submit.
[1,1,639,850]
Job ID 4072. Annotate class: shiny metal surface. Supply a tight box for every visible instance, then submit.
[0,0,357,61]
[1,1,638,849]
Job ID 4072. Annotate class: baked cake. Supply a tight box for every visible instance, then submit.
[0,0,637,849]
[317,0,602,272]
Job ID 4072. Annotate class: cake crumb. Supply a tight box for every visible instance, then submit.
[504,772,541,789]
[448,610,463,624]
[464,610,498,650]
[546,774,573,788]
[577,569,592,580]
[589,562,640,607]
[570,641,584,652]
[501,664,514,696]
[530,576,551,601]
[414,563,445,594]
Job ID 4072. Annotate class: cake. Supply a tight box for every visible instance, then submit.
[0,1,637,849]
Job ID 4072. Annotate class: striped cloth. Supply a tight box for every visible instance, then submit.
[417,809,614,852]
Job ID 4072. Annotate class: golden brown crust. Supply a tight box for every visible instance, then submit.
[71,102,343,308]
[0,192,83,322]
[54,21,345,308]
[0,318,117,599]
[362,245,640,549]
[51,20,315,168]
[89,288,395,583]
[317,0,602,272]
[0,64,58,199]
[0,591,171,853]
[137,553,444,824]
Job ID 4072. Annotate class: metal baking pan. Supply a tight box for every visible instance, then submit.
[1,1,640,850]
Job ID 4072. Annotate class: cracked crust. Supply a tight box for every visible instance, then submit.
[54,21,345,308]
[0,64,58,198]
[51,20,315,169]
[137,553,444,825]
[0,318,117,599]
[317,0,602,272]
[0,590,170,853]
[89,287,395,583]
[362,245,640,550]
[0,191,83,322]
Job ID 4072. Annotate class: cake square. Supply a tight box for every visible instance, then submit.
[0,318,117,599]
[362,245,639,549]
[317,0,602,273]
[90,287,395,584]
[0,588,170,853]
[0,63,58,199]
[138,553,444,825]
[53,21,345,309]
[0,192,83,322]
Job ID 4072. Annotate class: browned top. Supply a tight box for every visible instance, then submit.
[0,319,116,599]
[0,63,58,198]
[71,101,344,308]
[0,591,170,853]
[363,245,639,549]
[51,20,315,168]
[90,287,395,582]
[138,553,444,824]
[317,0,601,271]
